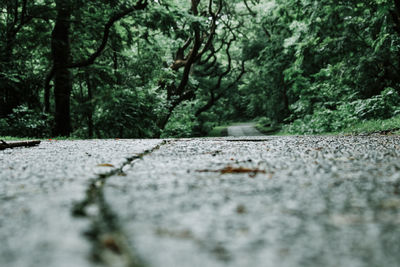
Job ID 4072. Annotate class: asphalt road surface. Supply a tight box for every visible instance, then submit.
[1,136,400,267]
[227,123,264,136]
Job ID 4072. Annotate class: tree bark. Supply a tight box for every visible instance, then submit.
[44,67,54,113]
[1,1,22,116]
[158,90,195,131]
[51,0,73,136]
[85,74,94,139]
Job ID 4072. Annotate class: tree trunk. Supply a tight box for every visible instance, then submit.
[158,104,178,131]
[51,0,72,136]
[85,74,94,139]
[282,82,290,117]
[0,3,17,116]
[0,41,14,116]
[47,1,148,135]
[43,67,54,113]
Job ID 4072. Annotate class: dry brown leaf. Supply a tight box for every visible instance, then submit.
[101,235,121,254]
[197,166,266,175]
[220,166,266,174]
[236,204,247,214]
[97,163,115,167]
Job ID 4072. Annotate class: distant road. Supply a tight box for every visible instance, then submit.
[227,122,265,136]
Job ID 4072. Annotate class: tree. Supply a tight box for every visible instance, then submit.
[0,0,53,116]
[4,0,400,138]
[48,0,148,136]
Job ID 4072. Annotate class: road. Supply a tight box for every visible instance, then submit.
[1,136,400,267]
[227,123,264,136]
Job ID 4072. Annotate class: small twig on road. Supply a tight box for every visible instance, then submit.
[0,140,41,150]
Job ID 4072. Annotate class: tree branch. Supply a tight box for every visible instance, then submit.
[196,0,223,60]
[196,46,246,118]
[0,140,41,150]
[66,0,148,69]
[44,0,148,104]
[243,0,257,17]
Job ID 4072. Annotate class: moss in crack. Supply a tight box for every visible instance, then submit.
[72,141,167,266]
[83,189,144,266]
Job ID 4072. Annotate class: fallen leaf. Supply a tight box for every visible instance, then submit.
[220,166,266,174]
[197,166,266,175]
[101,235,121,254]
[236,204,247,214]
[97,163,115,167]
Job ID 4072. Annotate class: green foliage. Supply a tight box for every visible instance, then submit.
[207,125,228,137]
[0,106,52,138]
[284,108,357,134]
[342,115,400,134]
[93,87,160,138]
[3,0,400,138]
[161,103,197,138]
[285,88,400,134]
[239,0,400,134]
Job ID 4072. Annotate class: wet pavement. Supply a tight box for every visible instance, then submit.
[1,136,400,267]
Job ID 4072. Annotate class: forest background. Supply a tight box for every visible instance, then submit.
[1,0,400,138]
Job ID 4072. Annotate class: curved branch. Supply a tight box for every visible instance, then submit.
[175,0,202,95]
[196,0,223,60]
[195,60,246,117]
[243,0,257,17]
[171,37,193,70]
[195,33,246,118]
[215,38,234,89]
[44,0,148,104]
[66,0,148,69]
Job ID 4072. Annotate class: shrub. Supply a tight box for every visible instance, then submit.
[161,103,197,138]
[284,87,400,134]
[0,105,52,137]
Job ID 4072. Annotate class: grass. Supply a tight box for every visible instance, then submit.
[0,136,82,141]
[245,115,400,136]
[255,124,282,135]
[4,116,400,140]
[0,136,41,141]
[277,115,400,136]
[340,115,400,135]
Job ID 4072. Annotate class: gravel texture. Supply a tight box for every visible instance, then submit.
[2,136,400,267]
[105,136,400,267]
[0,139,162,267]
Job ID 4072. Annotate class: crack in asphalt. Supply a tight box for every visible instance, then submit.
[71,140,168,267]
